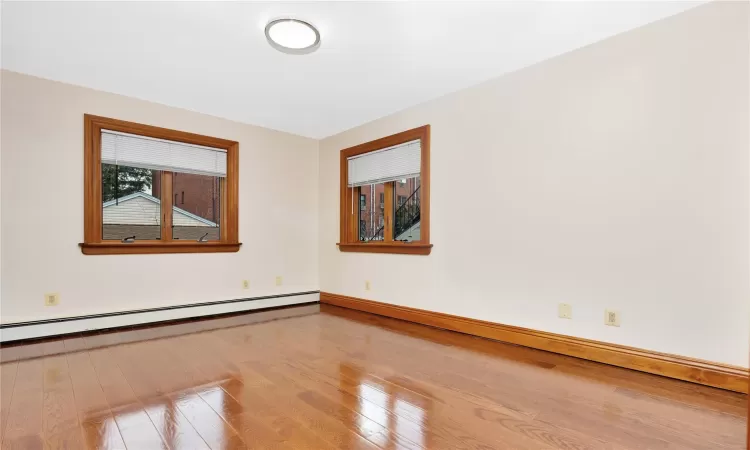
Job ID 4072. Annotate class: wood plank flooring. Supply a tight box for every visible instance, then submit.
[0,303,745,449]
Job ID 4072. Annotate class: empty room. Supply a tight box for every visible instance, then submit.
[0,1,748,449]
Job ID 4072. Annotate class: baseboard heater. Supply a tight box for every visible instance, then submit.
[0,291,320,343]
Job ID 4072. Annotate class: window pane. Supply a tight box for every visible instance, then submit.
[102,164,161,240]
[393,176,421,242]
[358,183,386,241]
[172,172,221,241]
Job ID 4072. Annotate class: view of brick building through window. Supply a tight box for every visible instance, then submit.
[358,176,420,241]
[152,172,221,224]
[155,171,221,240]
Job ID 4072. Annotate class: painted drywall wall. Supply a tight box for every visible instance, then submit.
[1,70,319,323]
[318,2,750,366]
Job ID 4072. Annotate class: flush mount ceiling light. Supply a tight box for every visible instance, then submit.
[265,18,320,55]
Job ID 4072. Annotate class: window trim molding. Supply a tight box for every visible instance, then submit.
[80,114,241,255]
[337,125,431,255]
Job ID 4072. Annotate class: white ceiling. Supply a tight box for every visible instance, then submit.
[2,1,701,139]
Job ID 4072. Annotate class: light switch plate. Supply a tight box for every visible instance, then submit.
[558,303,572,319]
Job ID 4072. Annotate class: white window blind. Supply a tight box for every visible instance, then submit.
[347,139,421,187]
[101,130,227,177]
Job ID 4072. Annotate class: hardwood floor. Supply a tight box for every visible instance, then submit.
[0,304,745,449]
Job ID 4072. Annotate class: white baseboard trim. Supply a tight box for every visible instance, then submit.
[0,291,319,342]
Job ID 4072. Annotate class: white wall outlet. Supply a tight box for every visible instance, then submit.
[275,276,283,286]
[558,303,572,319]
[242,280,250,289]
[605,309,621,327]
[44,293,59,307]
[365,280,371,291]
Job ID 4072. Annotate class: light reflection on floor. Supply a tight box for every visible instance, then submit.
[80,364,436,449]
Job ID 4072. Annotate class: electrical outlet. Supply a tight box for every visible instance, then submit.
[242,280,250,289]
[275,276,282,286]
[365,281,371,291]
[558,303,572,319]
[44,293,59,307]
[605,309,621,327]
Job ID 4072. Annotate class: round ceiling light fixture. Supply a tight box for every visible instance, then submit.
[265,18,320,55]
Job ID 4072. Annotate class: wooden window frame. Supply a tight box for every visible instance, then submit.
[80,114,241,255]
[338,125,432,255]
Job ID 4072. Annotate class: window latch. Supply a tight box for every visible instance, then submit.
[197,233,209,242]
[121,235,136,243]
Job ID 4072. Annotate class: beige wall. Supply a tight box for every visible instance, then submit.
[318,2,750,366]
[1,70,319,322]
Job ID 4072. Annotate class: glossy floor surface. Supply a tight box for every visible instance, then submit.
[0,304,746,449]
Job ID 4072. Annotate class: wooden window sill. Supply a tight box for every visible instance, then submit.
[337,242,432,255]
[79,242,242,255]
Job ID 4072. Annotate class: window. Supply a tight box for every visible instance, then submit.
[172,172,222,241]
[101,164,162,241]
[338,125,431,255]
[81,115,240,255]
[358,182,387,242]
[394,177,420,241]
[360,194,366,211]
